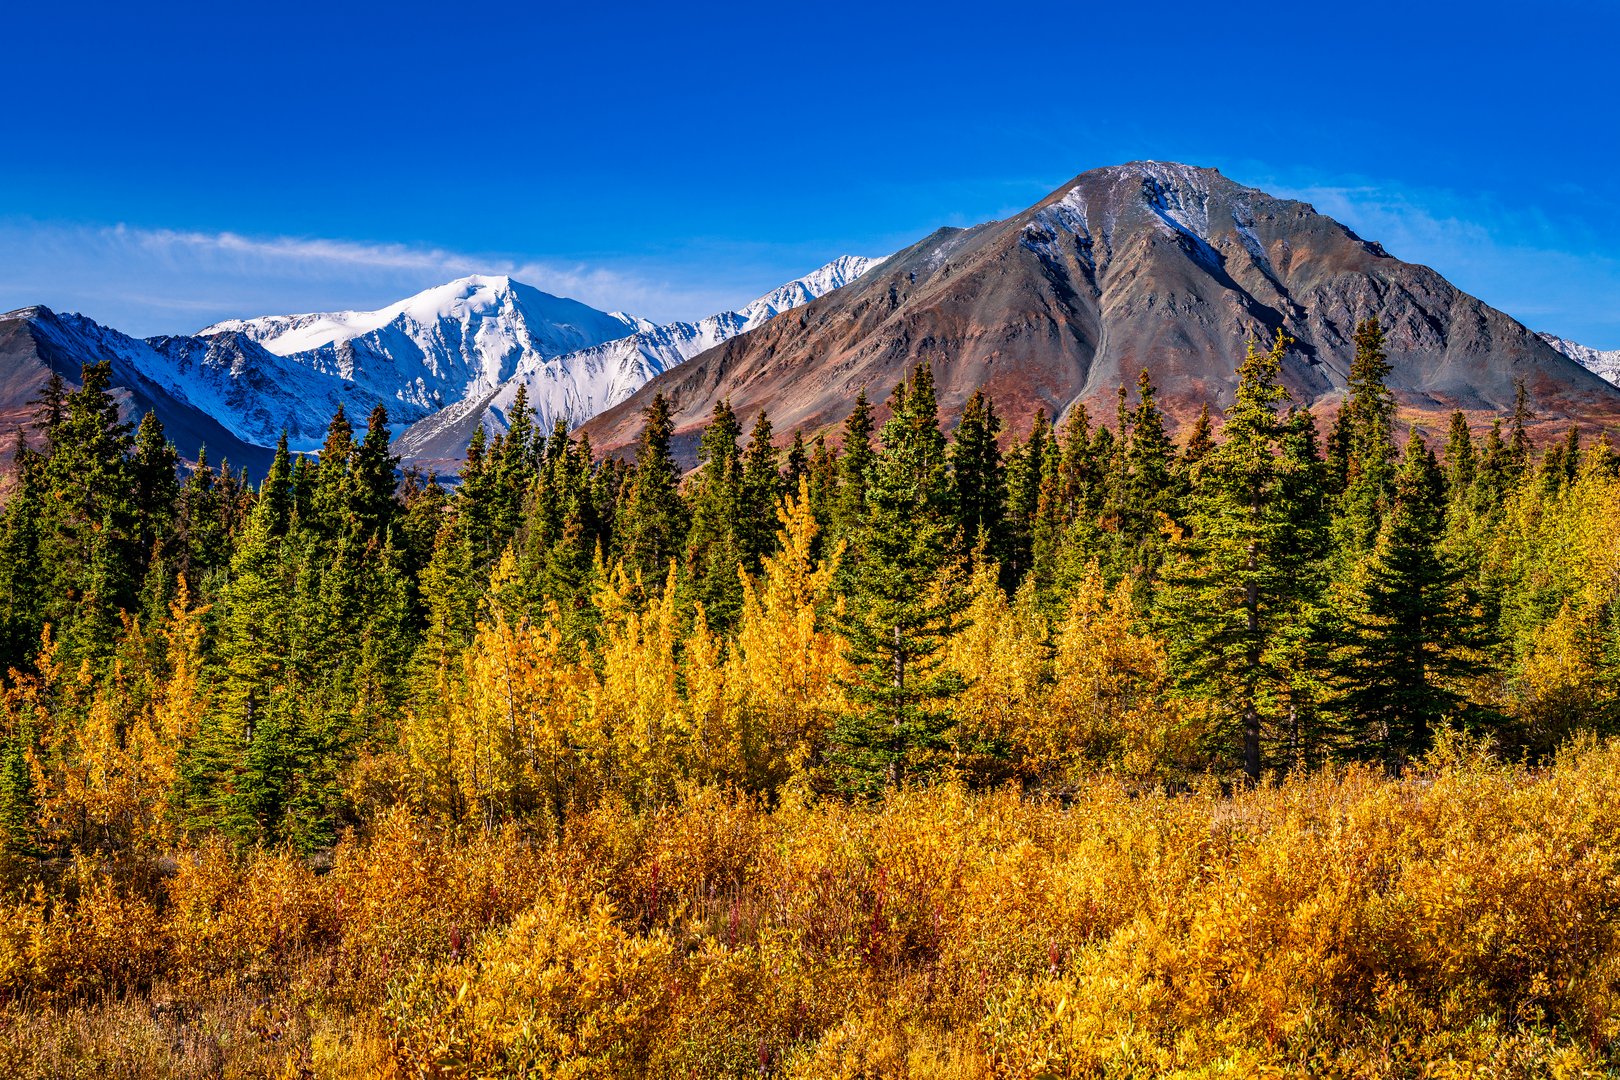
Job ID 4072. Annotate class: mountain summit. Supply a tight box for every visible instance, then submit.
[392,255,882,468]
[202,276,642,416]
[580,162,1620,457]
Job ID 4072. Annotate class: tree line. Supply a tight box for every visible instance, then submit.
[1,317,1616,854]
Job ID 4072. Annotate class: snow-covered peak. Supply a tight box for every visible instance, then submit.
[1540,332,1620,387]
[199,276,642,416]
[393,253,885,462]
[736,255,883,327]
[202,275,636,359]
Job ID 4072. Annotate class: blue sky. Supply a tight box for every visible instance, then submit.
[2,0,1617,346]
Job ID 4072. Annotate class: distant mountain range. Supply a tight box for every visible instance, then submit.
[1,161,1616,480]
[580,162,1620,461]
[0,256,880,475]
[390,256,878,471]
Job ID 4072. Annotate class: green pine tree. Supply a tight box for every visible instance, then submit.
[831,364,970,793]
[1156,332,1325,781]
[618,393,688,586]
[1339,432,1491,767]
[948,389,1006,562]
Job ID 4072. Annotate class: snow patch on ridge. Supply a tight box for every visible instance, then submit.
[1540,332,1620,387]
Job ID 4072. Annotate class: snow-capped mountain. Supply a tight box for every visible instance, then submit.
[1540,333,1620,387]
[392,255,884,465]
[143,330,393,449]
[25,309,386,452]
[202,275,642,416]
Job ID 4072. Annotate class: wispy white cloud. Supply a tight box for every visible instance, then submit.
[0,220,794,336]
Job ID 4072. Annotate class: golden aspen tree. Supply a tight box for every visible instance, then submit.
[589,562,686,805]
[943,559,1048,780]
[726,483,847,790]
[1044,564,1213,786]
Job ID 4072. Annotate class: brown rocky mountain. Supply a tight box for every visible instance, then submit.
[0,306,276,484]
[580,161,1620,460]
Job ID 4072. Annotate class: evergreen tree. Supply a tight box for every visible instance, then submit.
[184,495,296,843]
[806,432,840,539]
[949,389,1006,561]
[260,432,295,539]
[1117,369,1177,576]
[618,393,688,585]
[831,364,969,792]
[0,462,43,669]
[738,410,781,567]
[131,411,180,570]
[1003,409,1051,588]
[832,389,875,545]
[457,427,499,568]
[1339,432,1490,766]
[1443,410,1476,497]
[1509,377,1534,475]
[35,362,139,665]
[350,405,399,543]
[1336,317,1398,552]
[682,399,745,627]
[311,405,356,536]
[1156,333,1324,781]
[784,430,809,497]
[0,707,37,856]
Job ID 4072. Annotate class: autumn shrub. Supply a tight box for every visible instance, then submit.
[5,738,1620,1077]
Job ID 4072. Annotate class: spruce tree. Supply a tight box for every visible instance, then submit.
[784,430,809,496]
[36,363,139,665]
[832,389,875,545]
[949,389,1006,562]
[1156,333,1324,781]
[831,364,969,792]
[1339,432,1490,766]
[618,393,688,585]
[1443,411,1476,497]
[1003,410,1051,588]
[260,432,295,539]
[1509,377,1534,475]
[1117,369,1177,578]
[1336,317,1398,553]
[807,432,840,539]
[682,399,745,627]
[131,411,180,570]
[311,405,356,535]
[738,410,781,567]
[349,405,399,543]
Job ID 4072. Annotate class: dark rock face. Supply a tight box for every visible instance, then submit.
[581,162,1620,459]
[0,306,275,478]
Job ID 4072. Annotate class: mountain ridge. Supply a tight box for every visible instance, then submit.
[578,162,1620,461]
[391,255,883,470]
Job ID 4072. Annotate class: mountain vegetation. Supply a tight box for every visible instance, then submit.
[4,321,1620,1076]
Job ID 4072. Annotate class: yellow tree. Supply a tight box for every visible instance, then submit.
[588,562,687,805]
[943,558,1048,781]
[1042,564,1215,787]
[723,482,848,790]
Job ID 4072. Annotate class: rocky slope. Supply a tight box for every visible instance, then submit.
[0,306,289,473]
[580,162,1620,459]
[1541,332,1620,387]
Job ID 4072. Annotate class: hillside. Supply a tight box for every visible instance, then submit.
[580,162,1620,458]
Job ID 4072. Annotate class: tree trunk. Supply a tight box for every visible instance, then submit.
[888,624,904,788]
